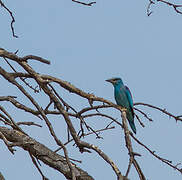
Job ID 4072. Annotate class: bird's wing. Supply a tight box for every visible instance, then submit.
[125,86,134,117]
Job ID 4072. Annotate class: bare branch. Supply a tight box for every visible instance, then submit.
[157,0,182,14]
[134,113,145,128]
[72,0,96,6]
[147,0,182,15]
[1,48,182,179]
[121,109,146,180]
[0,113,12,125]
[4,58,40,93]
[29,152,49,180]
[125,157,132,177]
[0,96,42,119]
[58,141,77,180]
[0,48,50,64]
[0,126,94,180]
[17,121,42,127]
[0,0,18,38]
[147,0,155,16]
[130,133,182,173]
[82,113,123,127]
[48,84,77,113]
[90,144,125,180]
[21,55,50,64]
[55,126,115,153]
[134,107,153,122]
[0,106,25,134]
[134,102,182,122]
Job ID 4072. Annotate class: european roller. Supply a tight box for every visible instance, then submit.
[106,77,136,134]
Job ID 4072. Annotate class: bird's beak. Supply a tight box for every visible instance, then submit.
[105,79,113,83]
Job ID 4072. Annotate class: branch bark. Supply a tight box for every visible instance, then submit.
[0,126,94,180]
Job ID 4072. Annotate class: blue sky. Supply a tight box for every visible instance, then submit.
[0,0,182,179]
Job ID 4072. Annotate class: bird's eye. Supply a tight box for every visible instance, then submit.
[114,79,119,82]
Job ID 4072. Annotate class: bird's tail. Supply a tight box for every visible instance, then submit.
[126,111,136,134]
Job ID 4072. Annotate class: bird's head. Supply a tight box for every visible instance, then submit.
[106,77,123,86]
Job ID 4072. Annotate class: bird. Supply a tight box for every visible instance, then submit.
[106,77,136,134]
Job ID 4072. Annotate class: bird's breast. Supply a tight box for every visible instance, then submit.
[114,86,129,108]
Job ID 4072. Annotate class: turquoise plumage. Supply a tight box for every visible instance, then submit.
[106,77,136,134]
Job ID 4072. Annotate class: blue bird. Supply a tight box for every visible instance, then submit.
[106,77,136,134]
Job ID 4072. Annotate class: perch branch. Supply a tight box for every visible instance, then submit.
[121,109,146,180]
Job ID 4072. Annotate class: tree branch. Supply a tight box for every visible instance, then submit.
[1,48,182,179]
[0,0,18,38]
[130,133,182,174]
[147,0,182,15]
[72,0,96,6]
[121,109,146,180]
[0,126,94,180]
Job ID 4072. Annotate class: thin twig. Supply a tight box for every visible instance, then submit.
[17,121,42,127]
[54,126,115,152]
[147,0,155,16]
[134,113,145,127]
[147,0,182,15]
[0,106,25,134]
[0,0,18,38]
[3,57,40,93]
[29,152,49,180]
[48,84,77,113]
[134,107,153,122]
[125,157,132,177]
[72,0,96,6]
[0,96,42,120]
[134,103,182,122]
[130,133,182,173]
[157,0,182,14]
[21,55,50,64]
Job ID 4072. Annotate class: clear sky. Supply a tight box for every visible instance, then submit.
[0,0,182,179]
